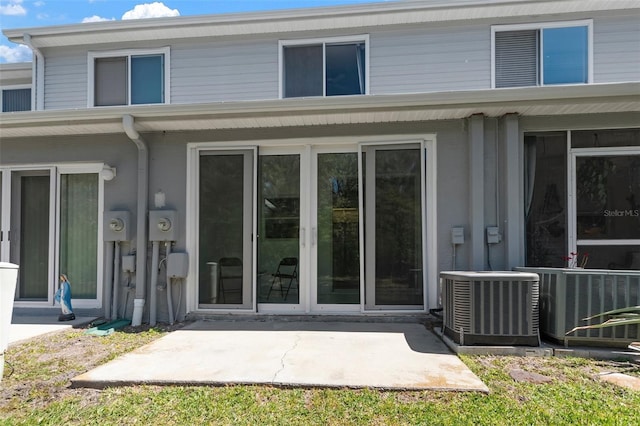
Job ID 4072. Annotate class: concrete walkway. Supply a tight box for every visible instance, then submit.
[72,320,489,392]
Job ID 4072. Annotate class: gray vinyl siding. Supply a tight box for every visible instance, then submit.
[370,24,490,94]
[593,15,640,83]
[170,40,278,103]
[36,15,639,111]
[44,50,87,110]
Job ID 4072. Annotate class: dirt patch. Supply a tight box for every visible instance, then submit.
[0,322,188,414]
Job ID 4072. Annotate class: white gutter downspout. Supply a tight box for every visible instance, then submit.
[123,114,149,326]
[23,34,44,111]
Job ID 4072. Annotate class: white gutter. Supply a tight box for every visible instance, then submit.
[122,114,149,327]
[22,34,44,111]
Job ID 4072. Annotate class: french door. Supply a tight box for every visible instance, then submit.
[0,166,102,308]
[192,139,432,313]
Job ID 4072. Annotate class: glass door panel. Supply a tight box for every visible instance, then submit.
[363,146,424,309]
[315,152,360,306]
[59,174,99,299]
[257,154,301,304]
[11,171,52,301]
[198,151,253,309]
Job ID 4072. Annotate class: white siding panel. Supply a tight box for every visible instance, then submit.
[45,51,87,110]
[370,24,490,94]
[171,40,278,103]
[594,15,640,83]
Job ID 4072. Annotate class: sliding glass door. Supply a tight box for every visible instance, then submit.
[10,170,54,301]
[190,140,432,314]
[362,144,425,310]
[198,150,254,309]
[0,166,102,307]
[257,148,303,311]
[311,148,360,311]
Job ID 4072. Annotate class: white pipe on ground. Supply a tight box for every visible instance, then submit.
[123,114,149,326]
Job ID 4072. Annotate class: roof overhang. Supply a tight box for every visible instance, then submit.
[1,83,638,139]
[4,0,639,48]
[0,63,33,86]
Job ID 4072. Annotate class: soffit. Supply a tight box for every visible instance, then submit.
[4,0,638,48]
[1,83,638,139]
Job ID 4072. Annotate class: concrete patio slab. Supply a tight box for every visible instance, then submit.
[72,320,489,392]
[9,316,97,345]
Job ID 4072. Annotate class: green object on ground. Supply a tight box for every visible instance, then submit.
[85,319,131,336]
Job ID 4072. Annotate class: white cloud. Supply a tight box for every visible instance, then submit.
[34,1,45,6]
[0,44,32,63]
[82,15,114,23]
[122,2,179,20]
[0,0,27,16]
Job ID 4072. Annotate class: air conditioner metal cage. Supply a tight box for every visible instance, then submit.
[440,271,540,346]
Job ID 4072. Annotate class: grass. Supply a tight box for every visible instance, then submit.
[2,325,639,425]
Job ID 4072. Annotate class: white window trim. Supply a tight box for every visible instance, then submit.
[278,34,370,99]
[1,84,32,112]
[87,47,171,107]
[491,20,593,89]
[568,144,640,254]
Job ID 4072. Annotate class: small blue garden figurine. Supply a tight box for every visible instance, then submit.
[55,274,75,321]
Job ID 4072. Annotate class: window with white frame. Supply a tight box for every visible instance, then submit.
[280,36,368,98]
[1,87,31,112]
[88,48,169,106]
[492,21,592,88]
[525,128,640,270]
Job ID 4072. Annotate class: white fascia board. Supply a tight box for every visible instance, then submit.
[1,82,638,130]
[4,0,639,48]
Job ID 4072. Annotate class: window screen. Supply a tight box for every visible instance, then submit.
[495,30,538,88]
[94,56,127,106]
[283,45,323,98]
[2,88,31,112]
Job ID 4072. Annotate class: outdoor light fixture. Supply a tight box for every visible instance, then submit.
[101,164,116,181]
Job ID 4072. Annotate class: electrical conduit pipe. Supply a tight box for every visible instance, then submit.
[112,242,122,319]
[166,242,175,325]
[149,241,160,326]
[103,242,114,320]
[122,114,148,326]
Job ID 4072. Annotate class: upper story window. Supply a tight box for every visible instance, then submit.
[492,20,592,88]
[280,35,369,98]
[2,87,31,112]
[88,48,170,107]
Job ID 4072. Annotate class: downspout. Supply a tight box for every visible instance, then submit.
[122,114,149,326]
[22,34,44,110]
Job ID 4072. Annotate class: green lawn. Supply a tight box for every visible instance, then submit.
[2,326,639,425]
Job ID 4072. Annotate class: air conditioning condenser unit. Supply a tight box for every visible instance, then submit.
[440,271,540,346]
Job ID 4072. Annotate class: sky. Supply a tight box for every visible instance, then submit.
[0,0,392,63]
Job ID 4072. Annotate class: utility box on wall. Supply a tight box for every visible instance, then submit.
[440,271,540,346]
[149,210,177,241]
[104,211,131,242]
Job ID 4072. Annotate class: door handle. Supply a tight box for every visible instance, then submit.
[312,227,317,246]
[301,227,306,247]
